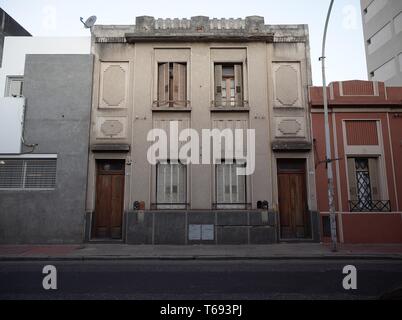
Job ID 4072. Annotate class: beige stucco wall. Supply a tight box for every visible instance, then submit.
[86,17,317,214]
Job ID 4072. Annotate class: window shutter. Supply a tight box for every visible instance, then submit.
[216,164,224,203]
[214,64,223,107]
[347,158,358,201]
[368,158,380,200]
[158,63,169,106]
[178,164,186,203]
[173,63,187,107]
[234,64,243,107]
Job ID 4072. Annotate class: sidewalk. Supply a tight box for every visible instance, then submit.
[1,243,402,261]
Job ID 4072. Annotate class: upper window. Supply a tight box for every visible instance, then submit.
[214,64,244,108]
[5,76,23,98]
[0,158,57,190]
[156,62,187,108]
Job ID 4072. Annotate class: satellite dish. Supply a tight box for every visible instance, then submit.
[80,15,97,28]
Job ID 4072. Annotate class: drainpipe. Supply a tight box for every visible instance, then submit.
[20,97,38,154]
[320,0,338,252]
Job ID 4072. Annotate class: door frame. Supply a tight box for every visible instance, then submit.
[92,159,126,240]
[276,158,313,241]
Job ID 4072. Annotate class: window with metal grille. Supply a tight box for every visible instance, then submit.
[215,160,246,209]
[0,159,57,190]
[347,157,390,212]
[355,158,372,207]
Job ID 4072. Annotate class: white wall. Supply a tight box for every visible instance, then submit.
[0,37,90,98]
[0,98,24,154]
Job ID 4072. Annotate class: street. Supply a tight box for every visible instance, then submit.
[0,260,401,300]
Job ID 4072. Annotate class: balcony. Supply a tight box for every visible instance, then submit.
[211,99,249,112]
[152,100,191,111]
[349,200,391,213]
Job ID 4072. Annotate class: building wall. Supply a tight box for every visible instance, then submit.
[86,16,319,244]
[0,37,91,154]
[0,8,31,67]
[0,54,94,244]
[361,0,402,85]
[0,37,90,98]
[310,80,402,244]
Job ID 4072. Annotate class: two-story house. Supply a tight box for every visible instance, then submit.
[86,16,320,245]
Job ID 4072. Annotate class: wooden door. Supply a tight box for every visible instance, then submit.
[94,160,125,239]
[277,159,308,239]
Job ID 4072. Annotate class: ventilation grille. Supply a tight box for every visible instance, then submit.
[0,159,57,190]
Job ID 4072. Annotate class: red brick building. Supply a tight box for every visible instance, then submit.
[310,80,402,244]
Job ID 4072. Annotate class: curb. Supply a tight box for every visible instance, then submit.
[1,254,402,262]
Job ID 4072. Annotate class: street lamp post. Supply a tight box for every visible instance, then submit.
[320,0,338,252]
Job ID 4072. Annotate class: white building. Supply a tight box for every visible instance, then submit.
[361,0,402,86]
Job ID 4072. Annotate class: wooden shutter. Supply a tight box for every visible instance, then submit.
[173,63,187,107]
[214,64,223,107]
[158,63,169,106]
[347,158,358,201]
[234,64,243,107]
[369,158,380,200]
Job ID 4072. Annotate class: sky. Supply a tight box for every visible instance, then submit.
[0,0,368,85]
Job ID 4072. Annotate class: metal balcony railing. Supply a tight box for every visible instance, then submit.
[152,100,191,108]
[349,200,391,212]
[211,100,249,109]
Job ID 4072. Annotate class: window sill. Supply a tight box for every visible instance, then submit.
[152,107,192,112]
[210,107,250,112]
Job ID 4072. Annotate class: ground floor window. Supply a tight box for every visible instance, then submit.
[156,161,187,209]
[0,158,57,190]
[347,157,390,212]
[215,160,246,209]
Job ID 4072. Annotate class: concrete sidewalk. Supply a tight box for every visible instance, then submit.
[1,243,402,261]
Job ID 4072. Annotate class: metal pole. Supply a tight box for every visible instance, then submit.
[321,0,338,252]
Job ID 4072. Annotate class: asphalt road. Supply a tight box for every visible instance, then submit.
[0,260,401,300]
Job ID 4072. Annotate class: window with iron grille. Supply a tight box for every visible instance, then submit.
[0,159,57,190]
[355,158,372,209]
[347,157,390,212]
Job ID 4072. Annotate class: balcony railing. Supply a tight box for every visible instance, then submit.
[150,203,190,210]
[349,200,391,212]
[211,100,249,109]
[152,100,191,109]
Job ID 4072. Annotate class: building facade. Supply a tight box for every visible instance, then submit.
[0,36,93,244]
[0,8,31,67]
[86,16,320,245]
[310,80,402,244]
[360,0,402,86]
